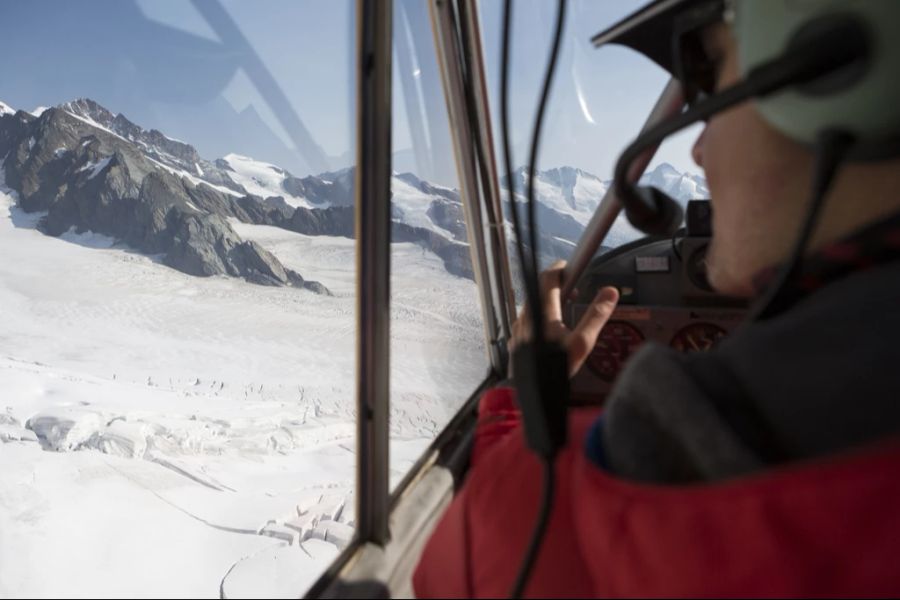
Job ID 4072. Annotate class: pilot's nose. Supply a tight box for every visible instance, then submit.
[692,127,707,169]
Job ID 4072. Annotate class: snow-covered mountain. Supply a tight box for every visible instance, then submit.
[508,166,610,227]
[0,98,335,291]
[220,152,316,209]
[60,98,247,195]
[505,163,707,220]
[640,161,709,201]
[389,160,708,270]
[0,98,473,283]
[0,96,708,283]
[501,162,708,258]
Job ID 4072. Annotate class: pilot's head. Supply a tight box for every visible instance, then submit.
[691,16,900,297]
[598,0,900,297]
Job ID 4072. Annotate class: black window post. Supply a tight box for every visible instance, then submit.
[355,0,392,546]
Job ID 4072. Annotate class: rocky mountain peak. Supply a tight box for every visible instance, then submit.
[0,97,332,293]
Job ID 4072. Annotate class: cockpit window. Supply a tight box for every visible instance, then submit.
[0,1,357,596]
[389,0,489,489]
[477,0,705,273]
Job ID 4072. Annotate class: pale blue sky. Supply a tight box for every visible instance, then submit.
[477,0,702,179]
[0,0,700,183]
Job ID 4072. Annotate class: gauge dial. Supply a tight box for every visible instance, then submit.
[670,322,727,353]
[587,321,645,382]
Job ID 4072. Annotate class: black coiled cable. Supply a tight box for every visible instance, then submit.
[500,0,568,597]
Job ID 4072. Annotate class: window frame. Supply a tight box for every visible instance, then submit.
[304,0,515,595]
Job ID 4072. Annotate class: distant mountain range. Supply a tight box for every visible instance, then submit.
[0,98,709,287]
[502,163,708,250]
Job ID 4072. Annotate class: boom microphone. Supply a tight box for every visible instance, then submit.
[621,184,684,236]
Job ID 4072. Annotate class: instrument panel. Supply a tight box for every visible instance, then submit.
[565,203,748,404]
[569,305,745,402]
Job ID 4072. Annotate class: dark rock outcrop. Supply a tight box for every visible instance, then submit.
[0,105,329,293]
[426,198,467,242]
[502,199,584,247]
[281,166,356,208]
[395,172,461,204]
[391,221,473,280]
[287,206,354,238]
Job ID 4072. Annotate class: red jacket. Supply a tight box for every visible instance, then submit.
[413,387,900,598]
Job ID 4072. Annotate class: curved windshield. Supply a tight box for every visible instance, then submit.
[389,0,489,490]
[478,0,705,271]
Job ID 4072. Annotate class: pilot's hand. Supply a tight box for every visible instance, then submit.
[509,260,619,377]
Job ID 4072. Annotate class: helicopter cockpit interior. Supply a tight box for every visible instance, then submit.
[1,0,899,597]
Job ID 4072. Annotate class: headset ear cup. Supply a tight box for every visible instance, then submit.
[734,0,900,156]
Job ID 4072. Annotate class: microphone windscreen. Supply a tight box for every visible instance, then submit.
[625,186,684,236]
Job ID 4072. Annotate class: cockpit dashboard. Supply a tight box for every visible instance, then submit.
[567,201,747,403]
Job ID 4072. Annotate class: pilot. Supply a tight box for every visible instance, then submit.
[414,0,900,597]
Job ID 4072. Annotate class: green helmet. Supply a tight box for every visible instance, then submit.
[593,0,900,156]
[736,0,900,153]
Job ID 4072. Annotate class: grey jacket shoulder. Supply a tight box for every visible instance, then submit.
[603,342,762,483]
